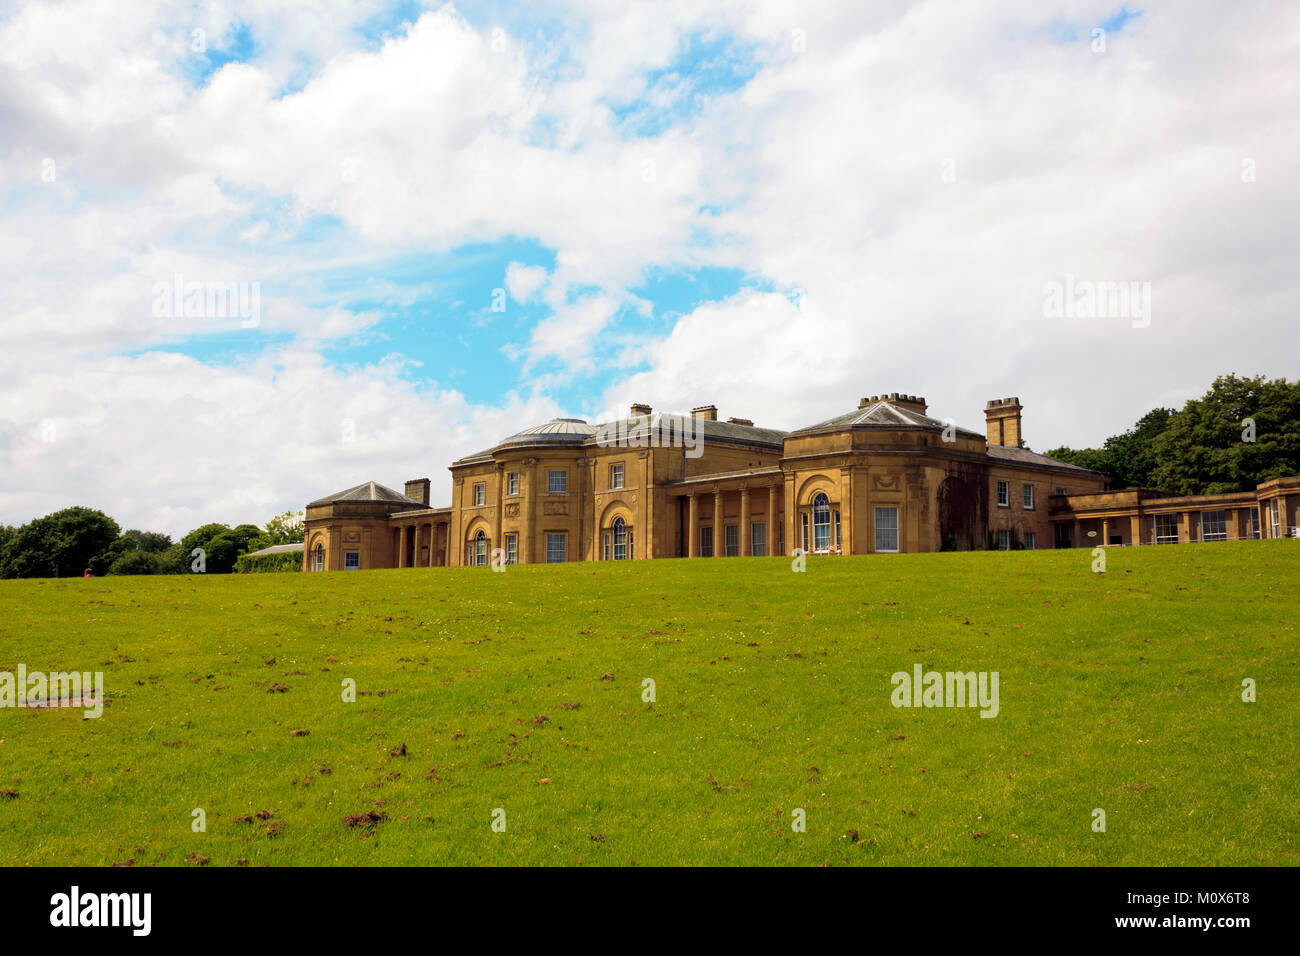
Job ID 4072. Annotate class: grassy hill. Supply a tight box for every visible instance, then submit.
[0,542,1295,866]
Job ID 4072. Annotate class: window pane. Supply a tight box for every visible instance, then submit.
[548,470,567,493]
[751,522,766,556]
[813,494,830,550]
[874,506,899,552]
[1023,485,1034,509]
[546,533,566,563]
[700,526,713,557]
[724,524,739,556]
[1155,514,1178,544]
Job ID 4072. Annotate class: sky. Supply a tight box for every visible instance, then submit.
[1,0,1297,537]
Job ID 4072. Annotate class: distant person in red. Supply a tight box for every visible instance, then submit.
[83,568,92,578]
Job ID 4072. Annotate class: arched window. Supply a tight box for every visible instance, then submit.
[314,543,324,571]
[613,516,627,560]
[813,493,831,551]
[473,531,487,567]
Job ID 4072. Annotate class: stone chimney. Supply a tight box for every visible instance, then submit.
[860,393,928,415]
[727,416,754,426]
[630,403,652,417]
[985,398,1024,448]
[404,478,431,505]
[691,405,718,421]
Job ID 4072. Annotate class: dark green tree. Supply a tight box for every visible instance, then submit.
[121,529,172,553]
[1150,375,1300,495]
[0,507,122,578]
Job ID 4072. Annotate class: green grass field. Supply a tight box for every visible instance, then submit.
[0,542,1295,866]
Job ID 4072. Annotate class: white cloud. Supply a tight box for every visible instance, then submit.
[1,0,1298,538]
[504,262,548,302]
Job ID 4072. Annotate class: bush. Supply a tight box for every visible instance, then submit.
[236,550,303,573]
[108,551,159,575]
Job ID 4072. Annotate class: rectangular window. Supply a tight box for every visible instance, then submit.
[610,463,624,489]
[1269,500,1280,538]
[997,530,1011,551]
[1247,508,1260,539]
[700,526,713,557]
[473,483,485,506]
[1023,484,1035,509]
[1154,513,1179,544]
[874,506,899,552]
[1056,487,1067,496]
[751,522,766,557]
[834,510,841,549]
[1024,532,1036,550]
[505,533,517,565]
[602,533,611,561]
[997,481,1009,507]
[1200,510,1227,542]
[545,533,566,563]
[801,513,809,552]
[724,524,739,556]
[780,523,784,556]
[507,472,518,495]
[344,552,359,570]
[1053,524,1071,548]
[548,470,567,494]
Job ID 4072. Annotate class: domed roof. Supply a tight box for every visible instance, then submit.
[495,417,596,448]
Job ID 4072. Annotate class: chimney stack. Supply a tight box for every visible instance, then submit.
[691,404,718,421]
[859,393,928,414]
[404,478,431,505]
[629,403,652,418]
[985,398,1024,448]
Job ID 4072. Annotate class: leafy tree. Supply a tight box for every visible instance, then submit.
[1043,445,1112,475]
[121,529,172,553]
[178,523,263,573]
[1099,406,1175,488]
[0,507,121,578]
[180,523,232,557]
[262,510,305,546]
[1150,375,1300,495]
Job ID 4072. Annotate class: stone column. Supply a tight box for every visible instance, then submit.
[1129,514,1141,546]
[1182,511,1193,543]
[688,493,699,557]
[768,484,779,557]
[398,525,409,567]
[1101,518,1110,547]
[494,465,504,557]
[713,488,724,557]
[739,486,751,556]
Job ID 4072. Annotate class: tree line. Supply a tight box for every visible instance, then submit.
[0,509,304,579]
[1046,374,1300,494]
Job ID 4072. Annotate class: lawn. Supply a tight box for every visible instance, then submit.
[0,541,1295,866]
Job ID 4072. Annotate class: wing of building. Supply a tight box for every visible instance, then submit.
[302,394,1300,570]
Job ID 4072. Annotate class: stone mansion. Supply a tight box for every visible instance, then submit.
[302,393,1299,570]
